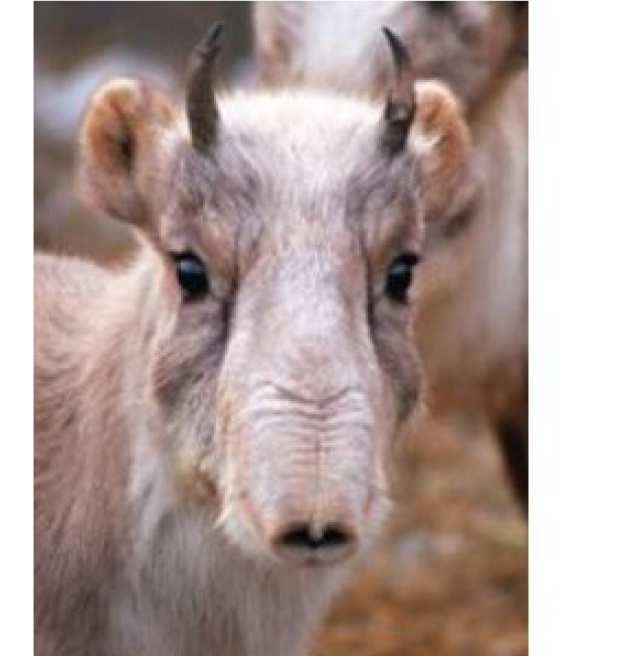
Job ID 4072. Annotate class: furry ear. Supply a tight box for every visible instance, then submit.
[78,78,178,228]
[253,2,303,85]
[411,80,475,221]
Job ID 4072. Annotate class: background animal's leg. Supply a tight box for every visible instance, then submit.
[496,411,528,515]
[493,359,528,514]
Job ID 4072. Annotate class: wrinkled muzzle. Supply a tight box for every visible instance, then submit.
[215,258,392,566]
[225,382,382,565]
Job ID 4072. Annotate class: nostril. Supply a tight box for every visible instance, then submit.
[271,521,358,564]
[280,524,350,551]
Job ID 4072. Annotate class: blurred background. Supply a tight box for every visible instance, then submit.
[35,2,253,263]
[34,3,527,655]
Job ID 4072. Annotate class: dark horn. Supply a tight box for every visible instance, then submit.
[186,22,224,152]
[381,27,415,155]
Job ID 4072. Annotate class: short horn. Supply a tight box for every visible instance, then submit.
[186,22,224,153]
[380,27,416,155]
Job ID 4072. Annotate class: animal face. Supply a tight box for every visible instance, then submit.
[78,27,473,566]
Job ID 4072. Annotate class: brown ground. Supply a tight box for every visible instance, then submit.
[314,414,528,656]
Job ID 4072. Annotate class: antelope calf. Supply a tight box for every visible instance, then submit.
[35,25,475,656]
[255,1,529,510]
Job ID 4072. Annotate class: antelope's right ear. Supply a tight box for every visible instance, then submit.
[254,2,302,84]
[412,80,474,221]
[78,78,178,228]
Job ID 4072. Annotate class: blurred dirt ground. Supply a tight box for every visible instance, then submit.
[314,413,527,656]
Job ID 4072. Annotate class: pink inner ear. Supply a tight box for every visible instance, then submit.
[411,81,472,221]
[114,127,134,172]
[79,79,179,230]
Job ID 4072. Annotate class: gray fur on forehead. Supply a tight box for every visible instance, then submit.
[170,89,421,238]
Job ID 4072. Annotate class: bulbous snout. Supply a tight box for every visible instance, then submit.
[218,389,390,567]
[271,520,358,566]
[214,255,397,565]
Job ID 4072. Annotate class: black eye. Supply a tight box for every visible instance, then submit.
[385,253,420,303]
[173,253,209,301]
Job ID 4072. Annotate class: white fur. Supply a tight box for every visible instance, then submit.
[108,423,348,656]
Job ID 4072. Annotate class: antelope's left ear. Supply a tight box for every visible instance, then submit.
[254,2,302,85]
[78,78,179,229]
[411,80,476,222]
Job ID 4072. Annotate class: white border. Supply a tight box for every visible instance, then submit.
[531,1,630,653]
[2,0,33,652]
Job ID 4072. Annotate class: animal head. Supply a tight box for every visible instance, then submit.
[255,1,528,111]
[78,25,473,567]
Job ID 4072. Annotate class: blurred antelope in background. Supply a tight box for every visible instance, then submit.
[255,1,529,511]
